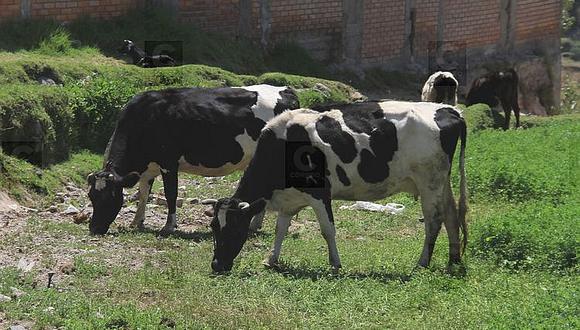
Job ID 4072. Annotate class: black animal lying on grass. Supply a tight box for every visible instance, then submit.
[119,39,176,68]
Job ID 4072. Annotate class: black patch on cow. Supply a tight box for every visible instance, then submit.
[273,88,300,116]
[315,116,357,163]
[314,102,385,134]
[357,118,398,183]
[234,127,331,205]
[433,76,458,104]
[434,107,466,168]
[106,87,263,176]
[335,165,350,186]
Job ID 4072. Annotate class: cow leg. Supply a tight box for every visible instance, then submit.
[417,188,445,268]
[312,199,341,270]
[131,177,155,229]
[500,99,511,130]
[249,210,266,232]
[441,183,461,265]
[263,213,293,267]
[160,168,179,234]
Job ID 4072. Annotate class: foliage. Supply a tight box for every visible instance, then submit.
[471,201,578,272]
[462,117,578,205]
[562,0,576,34]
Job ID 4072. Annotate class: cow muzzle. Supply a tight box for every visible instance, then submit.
[211,258,232,273]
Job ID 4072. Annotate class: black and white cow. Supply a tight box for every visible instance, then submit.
[466,69,521,129]
[119,40,176,68]
[87,85,299,235]
[421,71,458,106]
[204,101,468,272]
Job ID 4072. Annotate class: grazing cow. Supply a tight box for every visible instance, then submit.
[421,71,458,105]
[204,101,468,272]
[88,85,299,235]
[119,40,176,68]
[466,69,521,129]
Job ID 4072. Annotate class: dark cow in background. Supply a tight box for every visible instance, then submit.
[88,85,299,235]
[466,69,521,129]
[421,71,459,106]
[204,101,468,273]
[119,40,176,68]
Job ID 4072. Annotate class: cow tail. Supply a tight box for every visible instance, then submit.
[458,119,468,256]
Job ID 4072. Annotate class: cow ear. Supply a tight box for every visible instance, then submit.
[120,172,140,188]
[87,173,96,185]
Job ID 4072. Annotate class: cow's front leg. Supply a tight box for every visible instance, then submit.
[160,167,178,234]
[263,213,293,267]
[249,210,266,232]
[131,177,154,229]
[312,199,341,271]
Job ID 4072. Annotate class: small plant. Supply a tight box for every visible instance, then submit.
[36,28,74,55]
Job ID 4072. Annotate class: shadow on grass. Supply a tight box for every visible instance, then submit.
[117,226,213,242]
[266,261,412,284]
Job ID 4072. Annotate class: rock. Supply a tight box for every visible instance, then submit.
[17,258,35,273]
[204,207,214,217]
[0,294,12,302]
[187,198,199,204]
[48,205,58,213]
[176,198,184,208]
[58,261,75,275]
[62,205,80,215]
[10,287,25,298]
[160,317,176,328]
[73,212,90,224]
[128,191,140,202]
[9,325,27,330]
[314,82,331,96]
[154,196,167,206]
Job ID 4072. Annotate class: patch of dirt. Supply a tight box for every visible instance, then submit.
[0,191,19,212]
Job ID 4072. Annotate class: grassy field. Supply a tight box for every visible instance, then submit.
[0,113,578,329]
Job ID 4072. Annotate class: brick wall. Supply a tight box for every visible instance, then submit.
[516,0,561,43]
[0,0,20,20]
[28,0,139,21]
[361,0,405,64]
[0,0,562,66]
[179,0,241,35]
[442,0,500,48]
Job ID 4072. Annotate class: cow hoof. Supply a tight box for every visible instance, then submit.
[331,264,341,275]
[262,258,280,269]
[159,226,176,236]
[129,222,145,231]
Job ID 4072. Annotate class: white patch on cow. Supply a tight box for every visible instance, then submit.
[177,129,257,177]
[217,207,228,229]
[94,177,107,191]
[241,85,288,123]
[132,162,162,227]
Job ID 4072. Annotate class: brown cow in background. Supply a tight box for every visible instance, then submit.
[466,69,521,129]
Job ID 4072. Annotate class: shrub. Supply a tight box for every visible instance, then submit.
[460,119,578,205]
[471,201,578,272]
[458,103,504,132]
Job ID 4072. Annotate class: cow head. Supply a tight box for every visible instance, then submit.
[118,39,134,54]
[87,166,140,235]
[203,197,266,272]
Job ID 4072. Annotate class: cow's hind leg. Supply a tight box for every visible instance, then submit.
[417,186,446,268]
[441,182,462,266]
[312,199,341,271]
[131,177,155,229]
[263,213,293,267]
[160,167,179,234]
